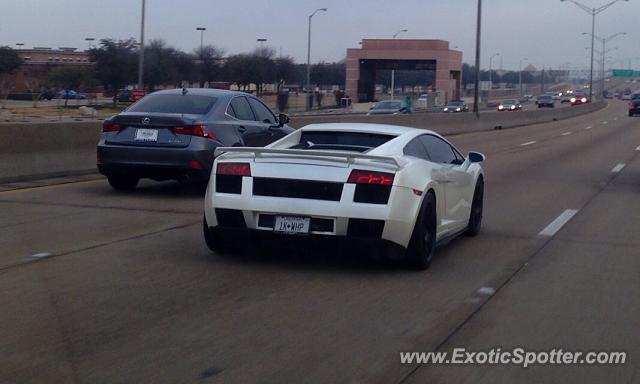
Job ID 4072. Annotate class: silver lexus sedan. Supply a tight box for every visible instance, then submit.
[97,88,292,190]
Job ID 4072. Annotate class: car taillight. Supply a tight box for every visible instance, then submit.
[102,122,122,132]
[347,170,394,185]
[173,125,218,141]
[217,162,251,177]
[629,103,635,109]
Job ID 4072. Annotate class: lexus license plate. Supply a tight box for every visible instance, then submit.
[135,128,158,142]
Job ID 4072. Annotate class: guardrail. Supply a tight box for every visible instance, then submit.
[0,101,605,182]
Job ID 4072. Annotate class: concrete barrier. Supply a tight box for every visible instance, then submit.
[0,102,605,182]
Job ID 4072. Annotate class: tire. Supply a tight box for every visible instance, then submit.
[203,216,230,254]
[107,175,139,191]
[405,192,437,270]
[466,177,484,237]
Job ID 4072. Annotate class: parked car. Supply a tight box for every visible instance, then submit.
[367,100,409,115]
[97,88,293,190]
[443,100,469,113]
[497,99,523,111]
[56,90,87,99]
[628,99,640,116]
[204,123,485,269]
[536,95,555,108]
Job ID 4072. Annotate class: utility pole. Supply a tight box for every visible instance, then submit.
[137,0,145,89]
[473,0,482,116]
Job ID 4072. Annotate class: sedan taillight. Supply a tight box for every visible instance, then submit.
[102,122,122,132]
[173,125,218,141]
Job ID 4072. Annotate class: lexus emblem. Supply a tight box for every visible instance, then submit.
[142,117,151,125]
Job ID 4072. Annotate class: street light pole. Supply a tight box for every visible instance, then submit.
[306,7,327,110]
[15,43,24,49]
[560,0,629,101]
[256,38,267,53]
[196,27,206,58]
[390,29,407,100]
[137,0,145,89]
[473,0,482,116]
[84,37,95,50]
[519,57,528,96]
[489,53,500,100]
[583,31,625,98]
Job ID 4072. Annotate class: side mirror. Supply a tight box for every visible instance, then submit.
[468,151,485,163]
[278,113,290,127]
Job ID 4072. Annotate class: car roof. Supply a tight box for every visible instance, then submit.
[149,88,248,98]
[299,123,432,137]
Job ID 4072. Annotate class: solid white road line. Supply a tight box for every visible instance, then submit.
[613,117,618,121]
[585,126,593,130]
[520,141,537,146]
[602,121,608,125]
[561,132,572,136]
[539,209,579,237]
[611,163,626,173]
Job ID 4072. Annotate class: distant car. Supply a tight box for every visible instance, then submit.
[536,95,555,108]
[204,123,486,269]
[97,88,293,190]
[443,100,469,113]
[498,99,523,111]
[418,94,428,102]
[628,99,640,116]
[570,93,589,106]
[621,93,632,101]
[117,89,133,102]
[39,90,55,100]
[560,94,573,103]
[56,90,87,99]
[367,100,409,115]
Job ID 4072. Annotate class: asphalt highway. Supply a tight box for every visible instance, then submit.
[1,100,638,383]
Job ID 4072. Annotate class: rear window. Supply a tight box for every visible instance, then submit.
[127,94,218,115]
[291,131,395,152]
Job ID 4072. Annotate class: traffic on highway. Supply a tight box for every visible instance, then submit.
[1,1,640,384]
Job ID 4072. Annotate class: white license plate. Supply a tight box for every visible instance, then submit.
[274,216,310,234]
[134,128,158,141]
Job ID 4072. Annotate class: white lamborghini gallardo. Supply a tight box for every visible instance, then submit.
[203,123,485,269]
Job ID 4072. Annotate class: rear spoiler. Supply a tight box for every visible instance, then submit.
[214,147,401,169]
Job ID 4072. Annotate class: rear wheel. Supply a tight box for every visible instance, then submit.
[466,177,484,236]
[107,175,139,191]
[203,216,233,254]
[405,192,437,270]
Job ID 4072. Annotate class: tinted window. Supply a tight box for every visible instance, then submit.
[248,98,276,124]
[420,135,458,164]
[374,101,402,110]
[228,97,255,121]
[403,137,430,160]
[127,94,217,114]
[291,131,395,152]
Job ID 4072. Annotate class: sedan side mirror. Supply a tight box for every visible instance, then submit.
[468,151,485,163]
[278,113,290,127]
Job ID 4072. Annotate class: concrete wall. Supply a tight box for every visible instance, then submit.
[0,102,605,182]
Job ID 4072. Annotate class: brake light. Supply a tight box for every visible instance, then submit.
[217,162,251,177]
[348,170,394,185]
[102,122,122,132]
[629,103,635,109]
[173,125,218,141]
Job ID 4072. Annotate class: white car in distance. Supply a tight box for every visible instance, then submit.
[203,123,485,269]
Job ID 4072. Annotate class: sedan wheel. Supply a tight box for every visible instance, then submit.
[406,192,436,270]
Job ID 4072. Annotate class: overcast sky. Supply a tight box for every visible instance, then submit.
[1,0,639,70]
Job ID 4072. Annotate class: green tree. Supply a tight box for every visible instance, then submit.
[47,65,96,106]
[0,46,23,105]
[143,39,184,90]
[194,45,225,87]
[89,38,137,101]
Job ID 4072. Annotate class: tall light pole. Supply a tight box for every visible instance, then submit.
[560,0,629,101]
[137,0,146,89]
[390,29,408,100]
[84,37,95,50]
[257,38,267,54]
[196,27,206,58]
[15,43,24,49]
[489,53,500,99]
[306,7,327,110]
[583,31,625,97]
[518,57,528,96]
[473,0,482,116]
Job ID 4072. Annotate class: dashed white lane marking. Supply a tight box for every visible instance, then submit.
[29,252,53,259]
[561,131,572,136]
[520,141,537,146]
[602,121,608,125]
[477,287,496,296]
[539,209,579,237]
[613,117,618,121]
[585,126,593,130]
[636,145,640,151]
[611,163,626,173]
